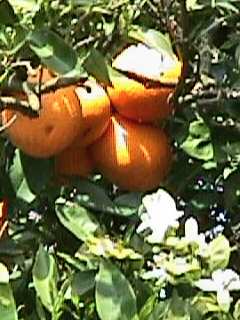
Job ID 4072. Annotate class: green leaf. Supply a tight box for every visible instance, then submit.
[139,294,158,320]
[83,48,112,85]
[0,283,18,320]
[114,192,143,216]
[55,197,100,242]
[8,149,36,203]
[28,27,78,74]
[206,235,231,272]
[186,0,204,11]
[32,245,58,313]
[181,119,214,161]
[0,0,18,26]
[0,263,9,284]
[194,295,220,315]
[168,290,191,319]
[95,260,139,320]
[73,179,126,216]
[71,270,96,296]
[224,169,240,210]
[216,1,239,13]
[8,0,40,13]
[19,151,53,194]
[129,26,175,59]
[233,299,240,320]
[36,296,47,320]
[149,300,170,320]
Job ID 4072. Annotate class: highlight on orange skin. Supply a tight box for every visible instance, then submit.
[108,43,182,123]
[89,114,172,191]
[107,75,174,123]
[74,79,111,146]
[2,67,83,158]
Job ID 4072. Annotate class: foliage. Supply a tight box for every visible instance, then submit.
[1,0,240,319]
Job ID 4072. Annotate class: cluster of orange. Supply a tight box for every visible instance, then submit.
[2,44,182,191]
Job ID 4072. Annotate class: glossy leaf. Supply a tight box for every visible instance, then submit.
[71,270,96,296]
[129,26,175,59]
[207,235,231,272]
[55,197,100,241]
[95,260,139,320]
[32,245,58,313]
[181,119,214,161]
[28,27,78,74]
[19,151,53,194]
[0,264,17,320]
[8,149,36,203]
[83,48,112,85]
[73,179,126,216]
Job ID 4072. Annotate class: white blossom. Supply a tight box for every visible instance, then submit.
[137,189,184,243]
[195,269,240,312]
[184,217,207,254]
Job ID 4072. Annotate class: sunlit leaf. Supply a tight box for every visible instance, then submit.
[0,264,17,320]
[206,235,231,272]
[96,260,139,320]
[73,179,131,216]
[0,263,9,284]
[181,118,214,161]
[83,48,112,85]
[234,299,240,320]
[32,245,58,313]
[8,149,36,203]
[55,197,100,241]
[129,26,175,59]
[28,27,78,74]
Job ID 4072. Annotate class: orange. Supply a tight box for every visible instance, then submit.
[107,75,174,123]
[74,79,111,146]
[89,114,172,191]
[2,67,83,158]
[55,143,94,178]
[107,43,182,123]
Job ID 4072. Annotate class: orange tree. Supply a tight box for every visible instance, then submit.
[1,1,240,319]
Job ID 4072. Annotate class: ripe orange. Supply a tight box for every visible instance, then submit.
[2,68,83,158]
[107,43,182,123]
[74,79,111,146]
[89,114,172,191]
[107,75,174,123]
[55,143,94,178]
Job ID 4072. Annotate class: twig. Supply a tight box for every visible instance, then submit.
[1,74,84,95]
[0,114,17,132]
[0,96,38,116]
[181,87,240,105]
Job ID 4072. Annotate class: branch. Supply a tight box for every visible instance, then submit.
[0,96,38,117]
[171,0,193,107]
[181,87,240,105]
[2,74,84,95]
[0,74,85,115]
